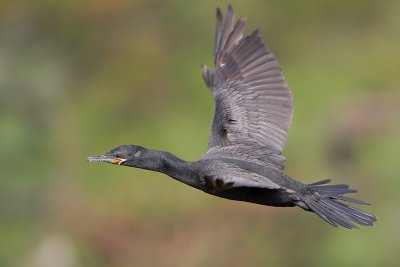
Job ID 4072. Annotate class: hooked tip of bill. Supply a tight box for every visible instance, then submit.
[87,156,96,162]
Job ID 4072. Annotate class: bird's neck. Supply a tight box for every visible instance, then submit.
[130,149,199,188]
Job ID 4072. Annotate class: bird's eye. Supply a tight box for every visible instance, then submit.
[111,152,118,158]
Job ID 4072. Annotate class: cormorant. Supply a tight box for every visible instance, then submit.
[88,6,376,229]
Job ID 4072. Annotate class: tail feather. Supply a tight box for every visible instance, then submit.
[300,179,376,229]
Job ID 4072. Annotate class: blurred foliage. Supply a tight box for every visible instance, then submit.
[1,0,399,266]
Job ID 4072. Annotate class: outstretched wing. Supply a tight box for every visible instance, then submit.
[201,6,292,170]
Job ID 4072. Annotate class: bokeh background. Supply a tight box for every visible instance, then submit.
[1,0,399,266]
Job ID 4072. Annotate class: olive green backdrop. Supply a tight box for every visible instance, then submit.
[1,0,399,266]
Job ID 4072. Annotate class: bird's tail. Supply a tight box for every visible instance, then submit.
[297,179,376,229]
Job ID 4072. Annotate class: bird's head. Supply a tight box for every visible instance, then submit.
[87,145,146,166]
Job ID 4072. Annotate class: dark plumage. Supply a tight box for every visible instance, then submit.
[88,6,376,229]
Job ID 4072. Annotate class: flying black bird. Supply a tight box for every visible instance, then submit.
[88,6,376,229]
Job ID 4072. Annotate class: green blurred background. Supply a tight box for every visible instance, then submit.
[1,0,399,266]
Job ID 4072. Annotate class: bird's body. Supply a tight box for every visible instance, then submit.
[88,6,376,229]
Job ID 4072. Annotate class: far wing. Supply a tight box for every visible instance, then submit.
[200,161,281,193]
[202,6,293,170]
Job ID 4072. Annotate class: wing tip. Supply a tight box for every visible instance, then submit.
[227,4,234,14]
[216,7,222,20]
[214,5,249,67]
[251,29,262,38]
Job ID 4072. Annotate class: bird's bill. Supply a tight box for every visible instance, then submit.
[87,155,126,165]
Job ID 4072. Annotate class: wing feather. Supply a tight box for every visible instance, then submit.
[202,6,293,170]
